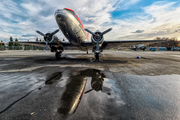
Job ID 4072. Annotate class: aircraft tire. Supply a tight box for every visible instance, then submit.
[95,53,99,60]
[55,52,61,59]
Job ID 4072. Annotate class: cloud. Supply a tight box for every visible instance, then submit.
[105,1,180,40]
[18,22,29,25]
[132,30,144,33]
[0,0,180,42]
[21,34,36,37]
[0,0,23,19]
[116,0,141,10]
[84,17,97,22]
[175,29,180,33]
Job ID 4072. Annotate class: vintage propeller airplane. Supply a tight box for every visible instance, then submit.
[17,8,165,61]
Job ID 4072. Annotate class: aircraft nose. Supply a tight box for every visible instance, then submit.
[55,9,64,17]
[55,9,66,21]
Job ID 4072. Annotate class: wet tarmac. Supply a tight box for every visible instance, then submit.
[0,51,180,120]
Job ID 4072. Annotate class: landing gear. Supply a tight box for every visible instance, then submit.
[87,51,88,54]
[55,52,62,59]
[95,53,99,60]
[90,53,102,62]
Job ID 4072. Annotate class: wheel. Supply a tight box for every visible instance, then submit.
[55,52,61,59]
[87,51,88,54]
[95,53,99,60]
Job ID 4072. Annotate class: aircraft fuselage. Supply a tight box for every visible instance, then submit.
[55,8,88,51]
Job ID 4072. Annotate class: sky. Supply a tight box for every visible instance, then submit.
[0,0,180,42]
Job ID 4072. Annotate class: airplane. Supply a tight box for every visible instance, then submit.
[17,8,166,61]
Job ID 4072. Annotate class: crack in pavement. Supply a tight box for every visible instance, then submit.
[0,67,69,115]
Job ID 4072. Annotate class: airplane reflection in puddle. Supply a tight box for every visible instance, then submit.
[51,69,110,118]
[84,69,111,95]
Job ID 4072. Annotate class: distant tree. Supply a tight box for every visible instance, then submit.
[149,37,180,50]
[10,36,13,42]
[9,36,14,46]
[36,37,38,41]
[0,40,4,47]
[14,38,20,46]
[15,38,18,42]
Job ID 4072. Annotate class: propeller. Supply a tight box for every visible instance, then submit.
[46,42,48,52]
[84,89,93,94]
[36,29,59,52]
[84,28,112,36]
[85,28,112,55]
[101,28,112,35]
[36,30,45,36]
[84,28,95,35]
[50,29,59,36]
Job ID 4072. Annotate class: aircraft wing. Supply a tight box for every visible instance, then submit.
[15,41,47,47]
[14,41,78,49]
[15,40,166,50]
[102,40,166,48]
[81,40,166,49]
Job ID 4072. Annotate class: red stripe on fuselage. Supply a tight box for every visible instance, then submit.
[64,8,89,41]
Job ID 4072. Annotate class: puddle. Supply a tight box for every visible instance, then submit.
[45,68,180,119]
[55,69,124,118]
[2,67,180,119]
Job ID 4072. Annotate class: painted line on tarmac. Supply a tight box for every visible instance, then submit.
[0,65,89,73]
[171,55,180,58]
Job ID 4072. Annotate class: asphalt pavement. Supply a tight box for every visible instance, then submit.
[0,50,180,120]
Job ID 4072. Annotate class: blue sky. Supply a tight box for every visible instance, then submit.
[0,0,180,42]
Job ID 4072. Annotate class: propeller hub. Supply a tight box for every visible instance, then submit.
[44,33,52,42]
[93,32,103,42]
[36,29,59,52]
[92,80,103,91]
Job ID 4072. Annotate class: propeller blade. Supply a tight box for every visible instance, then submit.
[84,89,93,94]
[50,29,59,36]
[49,36,54,43]
[101,28,112,35]
[84,28,95,35]
[36,30,45,36]
[46,42,48,52]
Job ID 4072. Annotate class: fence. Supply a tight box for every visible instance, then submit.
[0,46,46,50]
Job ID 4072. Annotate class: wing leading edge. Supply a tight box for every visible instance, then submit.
[102,40,167,49]
[14,41,78,49]
[15,40,166,50]
[81,40,166,49]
